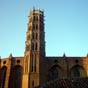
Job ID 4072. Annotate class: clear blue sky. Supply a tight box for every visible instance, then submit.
[0,0,88,58]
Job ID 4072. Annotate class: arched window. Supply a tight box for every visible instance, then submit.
[52,67,58,79]
[71,66,80,78]
[73,67,80,77]
[70,65,87,78]
[34,16,38,22]
[8,66,23,88]
[48,65,59,81]
[14,66,22,88]
[0,66,7,88]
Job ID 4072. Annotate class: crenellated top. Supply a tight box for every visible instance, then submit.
[29,7,44,16]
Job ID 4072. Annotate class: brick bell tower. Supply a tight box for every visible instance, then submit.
[23,8,45,88]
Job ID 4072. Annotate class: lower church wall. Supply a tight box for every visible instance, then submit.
[0,56,88,88]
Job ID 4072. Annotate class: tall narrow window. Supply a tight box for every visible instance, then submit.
[32,80,34,87]
[8,66,23,88]
[0,66,7,88]
[34,54,36,72]
[33,16,35,22]
[15,66,22,88]
[36,24,38,30]
[31,43,34,50]
[17,66,22,88]
[36,33,38,40]
[31,54,36,72]
[35,43,38,51]
[31,54,33,72]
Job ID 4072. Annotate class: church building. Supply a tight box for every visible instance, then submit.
[0,8,88,88]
